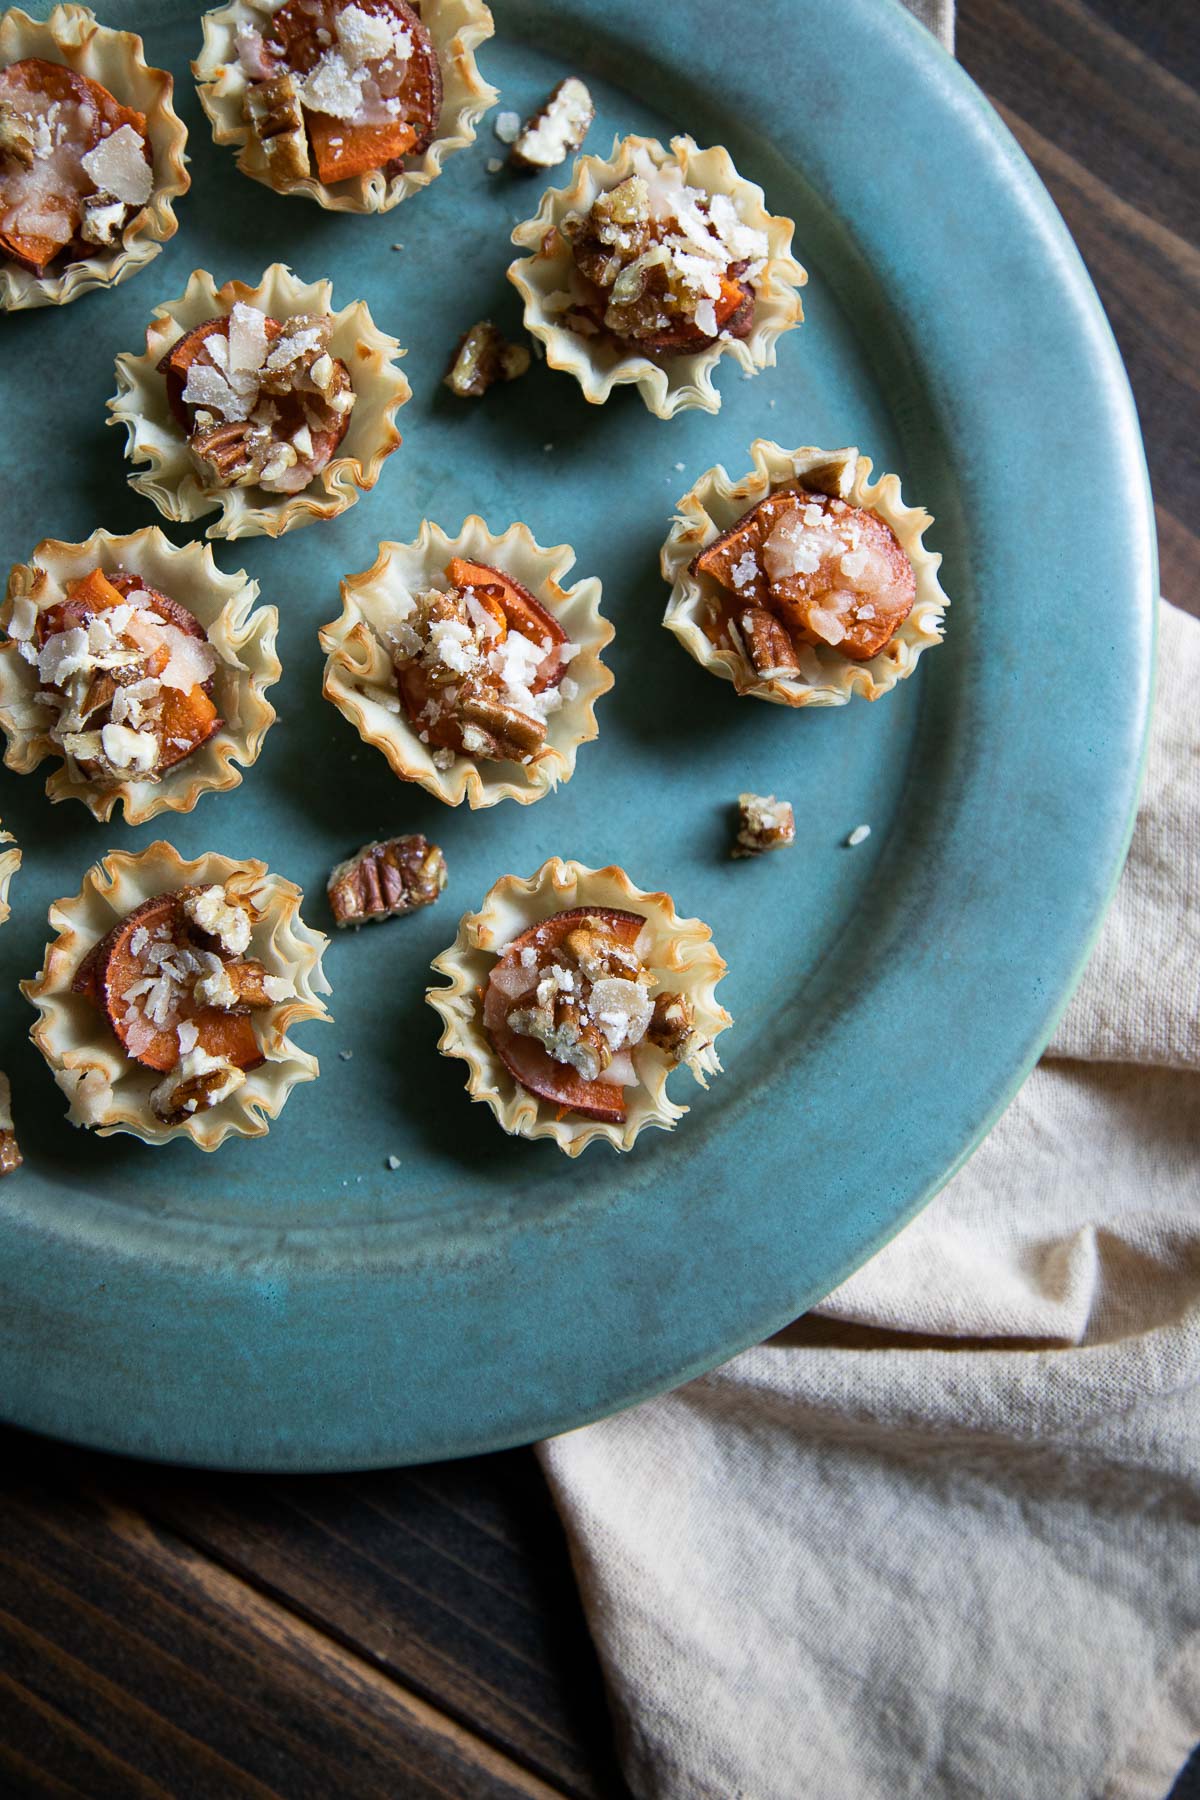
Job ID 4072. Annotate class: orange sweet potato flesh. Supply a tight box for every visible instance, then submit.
[156,684,219,771]
[307,114,415,185]
[84,892,264,1074]
[157,315,284,429]
[0,60,147,274]
[445,559,566,689]
[489,907,646,1124]
[269,0,442,164]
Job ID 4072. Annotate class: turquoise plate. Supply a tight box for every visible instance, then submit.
[0,0,1155,1469]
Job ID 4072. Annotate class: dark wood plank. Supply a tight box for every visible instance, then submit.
[0,1454,568,1800]
[959,0,1200,582]
[0,1430,631,1800]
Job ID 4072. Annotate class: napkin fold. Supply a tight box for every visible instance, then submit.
[539,602,1200,1800]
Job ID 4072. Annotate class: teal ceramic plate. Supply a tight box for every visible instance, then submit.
[0,0,1155,1469]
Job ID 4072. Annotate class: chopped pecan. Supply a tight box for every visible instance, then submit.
[457,685,546,760]
[510,77,594,170]
[646,991,695,1061]
[328,835,447,929]
[562,921,644,985]
[0,100,35,168]
[189,418,258,485]
[735,607,801,676]
[733,792,796,858]
[193,958,280,1011]
[443,321,531,398]
[150,1049,246,1124]
[244,71,310,181]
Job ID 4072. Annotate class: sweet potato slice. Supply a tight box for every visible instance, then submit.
[269,0,442,160]
[485,907,647,1123]
[87,892,264,1074]
[307,114,414,185]
[156,683,220,771]
[690,485,809,606]
[444,558,566,689]
[157,315,282,429]
[0,60,147,272]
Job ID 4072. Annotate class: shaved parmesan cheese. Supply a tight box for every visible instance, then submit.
[80,124,152,207]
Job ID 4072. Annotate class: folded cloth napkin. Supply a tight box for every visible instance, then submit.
[539,598,1200,1800]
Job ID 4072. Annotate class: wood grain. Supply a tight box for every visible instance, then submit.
[0,5,1196,1798]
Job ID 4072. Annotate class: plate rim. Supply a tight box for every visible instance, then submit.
[0,0,1158,1470]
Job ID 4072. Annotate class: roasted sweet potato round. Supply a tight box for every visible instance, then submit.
[484,907,646,1123]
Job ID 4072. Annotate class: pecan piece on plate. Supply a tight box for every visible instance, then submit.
[328,834,447,928]
[733,792,796,859]
[510,78,594,171]
[443,321,530,397]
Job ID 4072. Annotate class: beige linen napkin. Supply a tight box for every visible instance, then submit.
[539,600,1200,1800]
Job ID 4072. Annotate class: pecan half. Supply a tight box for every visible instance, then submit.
[190,418,258,485]
[736,607,801,676]
[0,1128,19,1175]
[328,835,447,929]
[457,685,546,761]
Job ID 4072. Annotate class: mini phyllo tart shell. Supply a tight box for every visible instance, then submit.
[0,3,188,312]
[0,822,18,925]
[194,0,496,213]
[0,526,280,825]
[22,841,332,1149]
[109,262,410,539]
[320,516,612,809]
[662,440,948,707]
[428,858,730,1156]
[508,133,805,420]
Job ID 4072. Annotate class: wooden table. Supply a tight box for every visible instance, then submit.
[3,2,1197,1794]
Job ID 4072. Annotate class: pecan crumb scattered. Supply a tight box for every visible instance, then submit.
[733,792,796,859]
[510,77,594,170]
[443,321,530,398]
[328,835,447,928]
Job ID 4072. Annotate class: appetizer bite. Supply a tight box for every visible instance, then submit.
[443,319,529,397]
[0,3,187,310]
[662,442,947,705]
[321,516,612,809]
[109,263,409,539]
[328,833,446,927]
[0,1073,19,1174]
[0,819,17,926]
[733,793,795,858]
[0,527,280,824]
[194,0,496,212]
[23,842,331,1148]
[429,858,730,1154]
[508,134,805,418]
